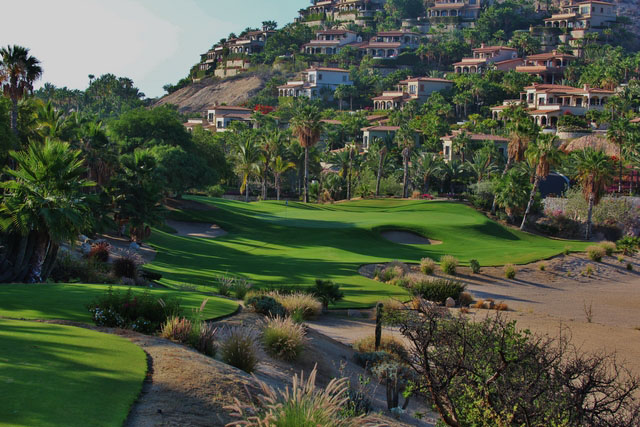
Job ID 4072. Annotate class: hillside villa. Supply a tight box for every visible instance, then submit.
[303,30,362,55]
[359,31,420,58]
[427,0,483,28]
[206,106,254,132]
[373,77,453,110]
[453,45,520,74]
[543,0,617,35]
[278,67,353,100]
[515,50,577,84]
[441,131,509,162]
[490,83,614,128]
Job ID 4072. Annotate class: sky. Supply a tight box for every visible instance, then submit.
[0,0,304,98]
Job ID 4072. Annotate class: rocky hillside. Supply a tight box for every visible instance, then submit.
[154,74,270,113]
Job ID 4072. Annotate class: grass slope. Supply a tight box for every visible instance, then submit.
[0,283,238,322]
[147,198,588,307]
[0,319,146,427]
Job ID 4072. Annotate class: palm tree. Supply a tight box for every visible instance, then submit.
[440,159,467,194]
[259,130,287,199]
[412,151,442,193]
[233,138,262,202]
[372,134,394,197]
[491,107,537,214]
[271,156,295,201]
[452,131,471,163]
[395,126,416,198]
[468,150,498,182]
[573,148,614,240]
[0,45,43,135]
[290,104,323,203]
[520,133,563,230]
[607,117,631,193]
[0,139,93,282]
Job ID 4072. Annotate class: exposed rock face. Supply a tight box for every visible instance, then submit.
[153,74,269,114]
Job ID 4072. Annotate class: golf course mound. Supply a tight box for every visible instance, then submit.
[0,319,147,426]
[380,230,442,245]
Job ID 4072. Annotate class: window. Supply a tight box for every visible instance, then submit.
[208,113,214,122]
[445,145,450,158]
[217,120,223,129]
[410,85,417,94]
[318,73,323,80]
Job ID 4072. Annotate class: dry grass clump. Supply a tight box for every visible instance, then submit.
[220,327,259,373]
[261,316,307,361]
[440,255,458,276]
[458,292,474,307]
[495,302,509,311]
[539,263,547,271]
[353,335,408,360]
[269,292,323,320]
[587,245,605,262]
[226,367,373,426]
[420,257,436,275]
[379,298,406,312]
[600,241,617,256]
[161,316,193,343]
[504,264,516,279]
[472,298,508,311]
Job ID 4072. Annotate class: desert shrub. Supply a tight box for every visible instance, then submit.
[564,247,571,255]
[388,277,410,288]
[87,287,182,334]
[495,302,509,311]
[88,241,110,263]
[469,259,481,274]
[420,257,436,275]
[380,298,406,312]
[371,361,414,410]
[627,263,634,271]
[411,278,465,304]
[587,245,605,262]
[112,252,140,279]
[618,255,625,263]
[161,316,193,343]
[459,291,474,307]
[440,255,459,275]
[583,265,594,276]
[353,335,407,361]
[539,263,546,271]
[261,316,306,361]
[192,322,218,357]
[226,367,372,426]
[311,279,344,309]
[536,212,582,239]
[353,351,392,368]
[600,241,617,256]
[271,292,322,320]
[504,264,516,279]
[617,236,640,255]
[245,295,286,318]
[232,278,251,300]
[220,327,258,373]
[215,275,234,297]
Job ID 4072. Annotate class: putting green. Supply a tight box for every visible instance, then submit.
[0,319,146,427]
[147,198,587,307]
[0,283,238,322]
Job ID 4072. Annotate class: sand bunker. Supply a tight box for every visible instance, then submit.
[166,220,228,239]
[381,230,442,245]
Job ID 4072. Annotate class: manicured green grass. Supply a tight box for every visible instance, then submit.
[0,283,238,322]
[147,198,588,307]
[0,319,147,427]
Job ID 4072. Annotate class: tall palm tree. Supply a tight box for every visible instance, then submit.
[0,45,43,135]
[290,104,323,203]
[468,150,498,182]
[372,134,394,197]
[259,129,287,200]
[0,139,93,282]
[452,131,471,163]
[491,107,537,214]
[520,133,563,230]
[271,156,295,201]
[572,148,614,240]
[233,137,262,203]
[606,117,631,193]
[395,126,416,198]
[412,151,442,193]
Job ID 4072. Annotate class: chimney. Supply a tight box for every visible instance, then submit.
[583,84,590,91]
[480,43,486,48]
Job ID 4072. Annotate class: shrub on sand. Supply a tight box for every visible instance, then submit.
[311,279,344,309]
[587,245,605,262]
[440,255,459,276]
[220,327,258,373]
[458,291,474,307]
[270,292,322,320]
[261,316,306,361]
[504,264,516,279]
[353,335,407,360]
[420,257,436,275]
[411,278,465,304]
[226,367,373,426]
[600,241,617,256]
[246,295,287,318]
[469,259,481,274]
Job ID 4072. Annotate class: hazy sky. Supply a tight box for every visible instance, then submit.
[0,0,304,98]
